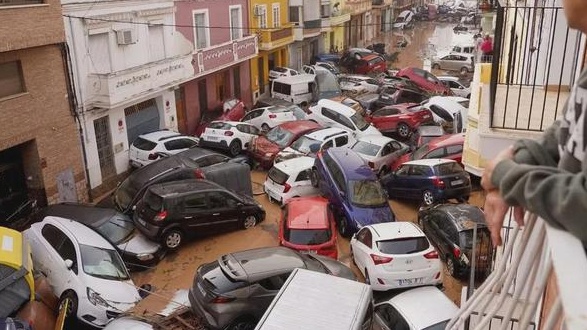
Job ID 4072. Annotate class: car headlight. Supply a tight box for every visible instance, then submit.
[136,253,154,261]
[87,287,109,308]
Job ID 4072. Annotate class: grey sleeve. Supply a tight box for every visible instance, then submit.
[491,158,587,243]
[511,120,561,166]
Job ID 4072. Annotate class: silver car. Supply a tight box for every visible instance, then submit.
[432,53,474,74]
[188,246,356,330]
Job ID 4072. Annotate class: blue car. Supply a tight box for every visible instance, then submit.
[381,158,472,206]
[313,53,342,64]
[310,147,395,237]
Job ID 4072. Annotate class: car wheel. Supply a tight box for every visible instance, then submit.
[227,316,257,330]
[242,215,257,229]
[261,123,270,133]
[310,168,320,188]
[447,256,459,277]
[58,291,78,325]
[460,67,469,74]
[162,229,183,251]
[422,190,435,206]
[397,123,410,138]
[364,269,371,285]
[432,63,441,70]
[338,215,351,238]
[228,140,242,157]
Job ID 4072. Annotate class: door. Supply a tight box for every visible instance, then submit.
[180,192,214,235]
[94,116,116,179]
[388,165,410,196]
[371,108,398,132]
[56,168,78,203]
[258,57,266,95]
[175,87,187,133]
[241,109,264,127]
[372,303,410,330]
[37,223,78,295]
[124,99,160,145]
[198,80,208,114]
[205,191,242,231]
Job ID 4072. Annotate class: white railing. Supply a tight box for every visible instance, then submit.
[447,212,587,330]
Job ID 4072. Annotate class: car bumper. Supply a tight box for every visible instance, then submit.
[76,297,131,328]
[436,186,472,200]
[367,263,443,291]
[248,152,274,169]
[198,139,229,151]
[134,216,164,242]
[188,287,223,329]
[121,248,166,271]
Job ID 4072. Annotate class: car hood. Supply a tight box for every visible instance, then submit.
[254,137,281,155]
[84,275,141,311]
[349,205,395,227]
[117,230,162,256]
[359,125,383,137]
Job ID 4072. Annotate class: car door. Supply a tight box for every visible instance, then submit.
[379,142,398,169]
[370,108,396,132]
[387,164,411,196]
[241,109,264,128]
[406,165,429,198]
[292,168,316,196]
[372,303,411,330]
[206,191,242,231]
[236,124,259,148]
[335,113,358,135]
[180,192,215,235]
[352,228,373,272]
[38,223,79,296]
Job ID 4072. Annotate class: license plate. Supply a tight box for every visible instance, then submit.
[206,136,219,141]
[398,277,423,286]
[137,218,146,227]
[452,179,464,185]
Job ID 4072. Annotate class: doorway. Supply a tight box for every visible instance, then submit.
[198,79,208,116]
[94,116,116,180]
[258,57,265,94]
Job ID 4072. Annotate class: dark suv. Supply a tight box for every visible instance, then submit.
[310,147,395,237]
[133,179,265,250]
[418,203,493,278]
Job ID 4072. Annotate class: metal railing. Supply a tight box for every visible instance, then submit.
[489,0,584,131]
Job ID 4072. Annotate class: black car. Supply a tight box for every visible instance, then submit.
[40,202,164,270]
[418,203,493,278]
[108,147,252,215]
[133,179,266,250]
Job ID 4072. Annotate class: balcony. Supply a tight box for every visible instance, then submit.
[330,10,351,26]
[257,24,294,51]
[447,212,587,330]
[194,35,258,75]
[321,17,331,32]
[293,19,322,41]
[346,0,372,16]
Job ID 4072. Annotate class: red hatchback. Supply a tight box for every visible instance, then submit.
[354,54,387,75]
[366,103,433,138]
[396,67,453,95]
[248,120,321,169]
[391,132,465,170]
[278,196,338,259]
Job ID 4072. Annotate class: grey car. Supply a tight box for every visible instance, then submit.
[188,246,356,330]
[432,53,474,74]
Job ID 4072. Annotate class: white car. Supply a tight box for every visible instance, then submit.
[438,75,471,98]
[264,156,320,205]
[350,222,442,291]
[421,96,470,133]
[307,99,382,138]
[372,286,459,330]
[351,135,408,176]
[339,75,381,95]
[241,106,297,132]
[129,130,198,168]
[274,127,355,164]
[269,66,299,81]
[24,216,142,328]
[199,121,260,157]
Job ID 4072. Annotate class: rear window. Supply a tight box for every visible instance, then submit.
[284,228,332,245]
[435,162,463,175]
[268,106,290,113]
[349,180,388,207]
[459,229,491,249]
[143,190,164,211]
[132,137,157,151]
[208,122,233,130]
[351,141,380,157]
[268,167,289,185]
[377,237,430,254]
[273,67,288,73]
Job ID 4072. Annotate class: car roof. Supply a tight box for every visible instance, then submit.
[137,130,181,142]
[306,127,348,140]
[278,120,321,133]
[403,158,457,166]
[385,286,458,329]
[428,132,465,147]
[357,134,395,147]
[221,247,306,282]
[255,97,295,107]
[437,75,460,82]
[43,216,116,249]
[427,96,468,106]
[42,203,120,228]
[431,204,487,230]
[326,148,375,180]
[369,222,424,240]
[316,99,356,116]
[341,74,375,81]
[211,120,251,126]
[274,156,315,173]
[286,197,330,230]
[148,179,223,197]
[273,74,315,84]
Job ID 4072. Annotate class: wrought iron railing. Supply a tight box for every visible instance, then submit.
[489,0,584,131]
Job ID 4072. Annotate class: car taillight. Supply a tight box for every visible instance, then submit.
[210,296,236,303]
[368,161,375,168]
[423,250,439,259]
[283,183,291,193]
[453,247,461,258]
[154,210,167,222]
[432,177,445,188]
[224,131,234,136]
[195,168,206,179]
[269,114,277,119]
[148,153,159,160]
[370,254,393,265]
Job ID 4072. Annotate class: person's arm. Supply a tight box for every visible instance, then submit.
[510,120,561,166]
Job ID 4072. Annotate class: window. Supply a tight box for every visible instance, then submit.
[193,154,228,167]
[272,81,291,95]
[193,11,209,49]
[164,138,197,150]
[337,115,355,130]
[257,5,267,29]
[229,6,243,40]
[258,273,290,290]
[289,6,300,23]
[42,224,65,251]
[356,228,372,248]
[321,108,338,121]
[426,147,445,158]
[0,61,25,98]
[272,4,280,28]
[295,169,310,182]
[334,135,348,147]
[374,303,409,330]
[208,192,230,208]
[88,33,112,73]
[148,25,165,61]
[381,143,393,156]
[184,193,208,210]
[447,144,463,155]
[233,67,241,98]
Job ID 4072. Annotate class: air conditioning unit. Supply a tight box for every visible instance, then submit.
[116,29,137,45]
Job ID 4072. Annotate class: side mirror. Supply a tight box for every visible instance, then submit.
[64,259,73,270]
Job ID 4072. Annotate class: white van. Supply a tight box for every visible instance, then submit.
[255,268,373,330]
[270,74,317,107]
[393,10,414,29]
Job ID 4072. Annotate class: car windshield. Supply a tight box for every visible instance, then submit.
[285,228,332,245]
[208,122,232,130]
[290,135,321,155]
[412,144,429,160]
[349,180,388,207]
[351,113,371,131]
[459,229,490,249]
[377,237,429,254]
[435,162,463,175]
[273,67,288,73]
[316,71,342,96]
[458,100,470,108]
[79,244,130,281]
[114,177,138,211]
[266,126,295,148]
[351,141,381,156]
[268,106,290,113]
[96,216,134,245]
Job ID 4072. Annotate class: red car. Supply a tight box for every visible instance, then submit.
[194,99,247,137]
[278,196,338,259]
[391,132,465,170]
[396,67,453,95]
[366,103,433,138]
[248,120,321,169]
[354,54,387,75]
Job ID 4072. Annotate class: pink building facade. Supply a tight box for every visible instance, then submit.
[175,0,258,135]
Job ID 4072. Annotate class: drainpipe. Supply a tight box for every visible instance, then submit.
[60,41,93,202]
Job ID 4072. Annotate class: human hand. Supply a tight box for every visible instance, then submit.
[481,145,514,191]
[483,190,525,246]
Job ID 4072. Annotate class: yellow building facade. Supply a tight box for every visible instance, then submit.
[326,0,351,53]
[249,0,294,100]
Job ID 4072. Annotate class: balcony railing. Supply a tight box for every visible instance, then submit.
[447,211,587,330]
[489,0,584,132]
[257,24,294,51]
